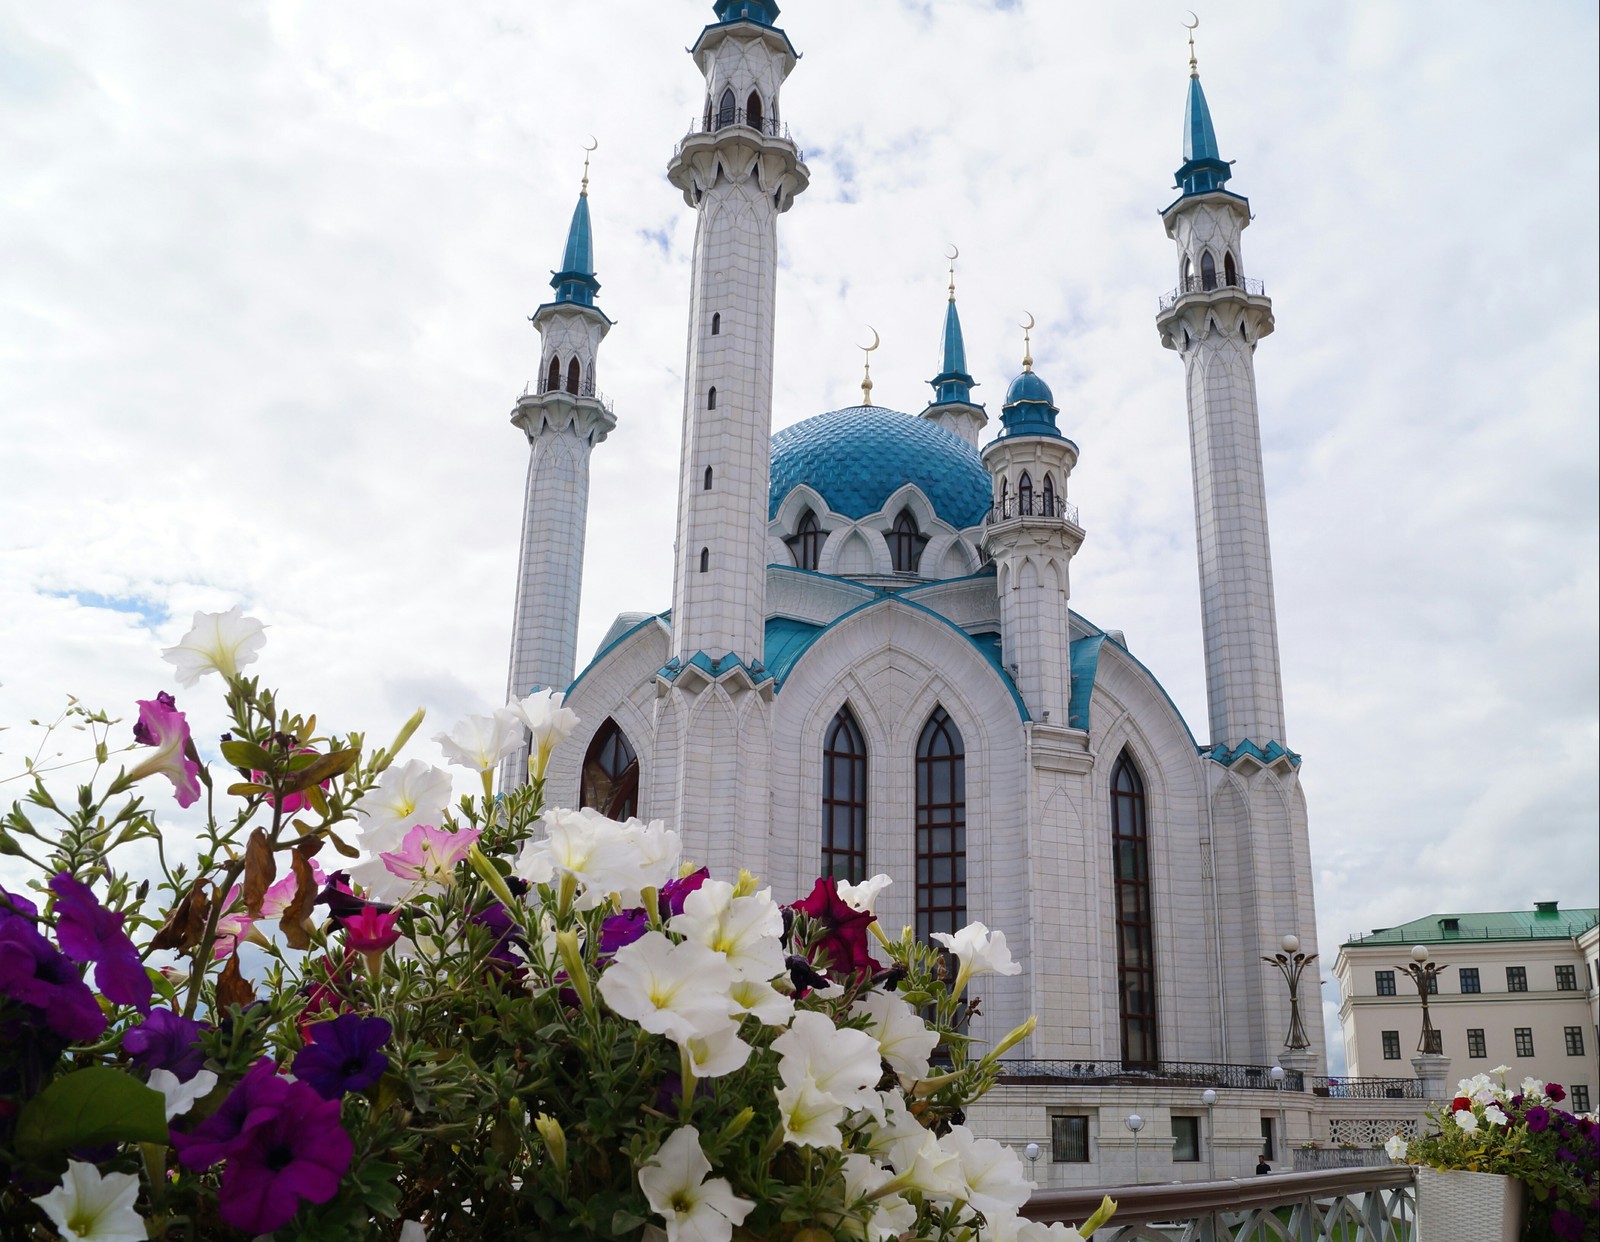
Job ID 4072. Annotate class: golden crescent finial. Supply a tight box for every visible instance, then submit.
[858,326,879,406]
[945,243,959,262]
[946,244,959,302]
[580,137,597,195]
[1020,312,1035,373]
[1184,12,1199,77]
[857,326,880,353]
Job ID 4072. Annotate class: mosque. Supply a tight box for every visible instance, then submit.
[498,0,1327,1167]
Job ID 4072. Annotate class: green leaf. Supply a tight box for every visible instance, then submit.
[219,739,273,771]
[15,1067,168,1156]
[281,749,358,793]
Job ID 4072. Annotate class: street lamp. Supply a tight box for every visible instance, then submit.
[1269,1065,1287,1167]
[1024,1142,1041,1185]
[1125,1113,1145,1184]
[1201,1088,1218,1180]
[1398,944,1448,1055]
[1262,933,1318,1050]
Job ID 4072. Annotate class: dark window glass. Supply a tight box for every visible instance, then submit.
[791,510,822,571]
[822,707,867,884]
[1051,1115,1089,1163]
[1467,1028,1486,1058]
[1173,1116,1201,1162]
[1459,968,1480,993]
[707,386,717,410]
[566,357,581,394]
[916,707,966,945]
[1018,471,1034,516]
[890,509,926,573]
[1260,1117,1275,1161]
[1555,965,1577,991]
[1507,966,1528,992]
[1111,751,1158,1066]
[716,88,735,129]
[579,719,638,821]
[1375,970,1396,996]
[745,91,762,130]
[699,547,709,573]
[711,312,721,335]
[1572,1086,1591,1113]
[1200,251,1217,290]
[1565,1027,1585,1056]
[1514,1028,1535,1058]
[703,466,713,491]
[1425,973,1438,995]
[1381,1031,1401,1060]
[1041,473,1056,517]
[1224,251,1238,286]
[546,356,561,393]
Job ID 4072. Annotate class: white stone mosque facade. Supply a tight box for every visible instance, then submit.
[500,1,1352,1183]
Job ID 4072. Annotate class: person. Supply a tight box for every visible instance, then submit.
[1256,1156,1273,1176]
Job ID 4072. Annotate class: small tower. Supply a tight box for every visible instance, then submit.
[919,254,986,446]
[980,328,1084,726]
[1154,52,1285,751]
[502,158,615,790]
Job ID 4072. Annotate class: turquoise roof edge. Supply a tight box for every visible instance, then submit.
[1343,907,1599,949]
[564,611,669,698]
[1204,739,1302,769]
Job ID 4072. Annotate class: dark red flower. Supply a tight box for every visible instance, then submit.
[1451,1096,1472,1113]
[788,877,881,979]
[1547,1082,1567,1102]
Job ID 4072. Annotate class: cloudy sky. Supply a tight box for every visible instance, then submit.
[2,1,1595,1070]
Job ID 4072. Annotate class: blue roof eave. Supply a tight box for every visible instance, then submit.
[690,19,799,61]
[531,298,615,326]
[1160,185,1251,219]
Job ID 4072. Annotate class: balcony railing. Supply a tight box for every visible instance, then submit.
[985,496,1081,526]
[1158,273,1267,312]
[1024,1167,1416,1241]
[1311,1077,1427,1100]
[675,111,804,163]
[997,1059,1304,1093]
[523,378,614,414]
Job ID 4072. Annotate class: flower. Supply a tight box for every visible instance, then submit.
[836,873,892,915]
[48,872,152,1012]
[161,607,266,686]
[852,988,939,1079]
[0,891,106,1042]
[1547,1082,1567,1103]
[216,1078,353,1235]
[433,710,522,773]
[352,759,454,852]
[350,823,482,902]
[789,877,881,979]
[596,931,737,1045]
[171,1058,289,1171]
[123,1007,209,1081]
[941,1124,1031,1219]
[1383,1134,1408,1160]
[121,693,202,809]
[292,1013,392,1099]
[930,921,1022,995]
[771,1010,883,1116]
[1527,1106,1552,1133]
[516,807,680,911]
[337,905,401,954]
[1454,1110,1480,1134]
[30,1160,146,1242]
[637,1125,754,1242]
[1551,1208,1586,1240]
[682,1020,753,1080]
[775,1076,847,1148]
[506,688,580,780]
[670,880,785,983]
[148,1068,218,1120]
[1483,1103,1508,1127]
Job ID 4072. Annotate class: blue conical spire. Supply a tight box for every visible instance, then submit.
[550,170,600,307]
[928,278,976,405]
[998,321,1062,438]
[1175,71,1232,198]
[713,0,779,25]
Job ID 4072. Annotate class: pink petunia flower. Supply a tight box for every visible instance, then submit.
[380,824,483,892]
[124,693,202,808]
[338,906,401,954]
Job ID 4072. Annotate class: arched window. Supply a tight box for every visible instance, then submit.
[580,719,638,821]
[711,312,721,335]
[915,707,966,944]
[1181,255,1191,287]
[745,91,763,132]
[703,96,713,131]
[546,357,561,393]
[999,476,1008,515]
[1200,251,1217,291]
[1111,751,1158,1066]
[698,547,709,573]
[703,465,713,490]
[890,508,927,574]
[566,357,581,394]
[1041,473,1056,518]
[822,707,867,883]
[707,386,717,410]
[716,88,736,129]
[1018,471,1034,516]
[1223,251,1237,287]
[584,363,594,395]
[789,508,822,570]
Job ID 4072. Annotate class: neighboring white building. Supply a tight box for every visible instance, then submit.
[501,1,1329,1181]
[1334,904,1599,1114]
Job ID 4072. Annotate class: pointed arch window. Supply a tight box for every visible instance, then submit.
[716,88,736,130]
[699,547,709,573]
[711,312,721,335]
[707,386,717,410]
[785,508,823,571]
[890,508,928,574]
[999,476,1008,515]
[703,465,714,490]
[1181,255,1192,287]
[580,718,639,821]
[1041,473,1056,518]
[822,707,867,883]
[584,363,594,396]
[1018,471,1034,516]
[1200,251,1217,291]
[1223,251,1238,287]
[745,91,763,132]
[566,357,581,394]
[1111,751,1159,1066]
[545,356,561,394]
[915,707,966,943]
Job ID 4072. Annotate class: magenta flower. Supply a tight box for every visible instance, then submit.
[124,693,202,808]
[170,1058,289,1171]
[48,873,152,1013]
[0,889,105,1042]
[217,1078,352,1235]
[1549,1209,1584,1240]
[599,908,650,957]
[338,905,401,954]
[660,867,710,916]
[380,824,482,890]
[789,877,882,979]
[123,1007,209,1081]
[292,1013,392,1099]
[1526,1105,1552,1133]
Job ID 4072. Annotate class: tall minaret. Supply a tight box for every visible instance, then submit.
[918,252,987,446]
[1154,45,1285,751]
[502,156,615,790]
[666,0,809,664]
[980,328,1085,727]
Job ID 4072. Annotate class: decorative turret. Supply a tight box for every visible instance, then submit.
[919,250,986,446]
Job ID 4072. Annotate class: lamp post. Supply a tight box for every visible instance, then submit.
[1269,1065,1287,1166]
[1262,933,1318,1051]
[1201,1088,1218,1180]
[1024,1142,1041,1185]
[1399,944,1448,1054]
[1125,1113,1145,1184]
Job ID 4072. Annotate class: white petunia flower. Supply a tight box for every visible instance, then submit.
[597,931,737,1045]
[852,989,939,1079]
[516,807,680,911]
[398,1224,428,1242]
[729,976,795,1026]
[775,1075,847,1148]
[837,873,893,915]
[353,760,454,851]
[840,1154,917,1242]
[1521,1076,1547,1100]
[885,1129,966,1201]
[1483,1104,1508,1127]
[31,1160,148,1242]
[670,880,785,983]
[434,710,523,773]
[506,689,580,780]
[855,1090,926,1158]
[638,1125,754,1242]
[683,1019,753,1080]
[1384,1134,1408,1161]
[940,1125,1032,1219]
[148,1068,218,1121]
[930,921,1022,995]
[161,607,266,687]
[1454,1110,1480,1134]
[771,1011,883,1113]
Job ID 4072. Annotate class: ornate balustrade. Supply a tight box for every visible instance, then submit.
[997,1059,1303,1093]
[985,496,1081,526]
[1312,1077,1427,1100]
[1158,274,1268,312]
[675,111,804,162]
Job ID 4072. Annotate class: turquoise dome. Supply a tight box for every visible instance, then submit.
[1004,370,1054,406]
[769,406,991,530]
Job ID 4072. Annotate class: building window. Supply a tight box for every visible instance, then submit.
[716,88,735,129]
[1051,1115,1090,1163]
[698,547,709,573]
[566,357,581,394]
[889,508,927,573]
[745,91,763,131]
[1223,251,1238,287]
[1111,751,1158,1067]
[1514,1028,1535,1058]
[1172,1116,1201,1163]
[1507,966,1528,992]
[1572,1086,1592,1113]
[1041,473,1056,517]
[711,312,721,335]
[1018,471,1034,515]
[1467,1028,1487,1059]
[1459,968,1481,993]
[1260,1117,1274,1161]
[1381,1031,1401,1060]
[1425,972,1438,995]
[1200,250,1217,291]
[707,385,717,410]
[786,509,823,571]
[1375,970,1396,996]
[579,719,639,821]
[546,356,561,393]
[703,465,713,490]
[1566,1027,1586,1057]
[1555,965,1578,991]
[915,707,966,945]
[821,707,867,884]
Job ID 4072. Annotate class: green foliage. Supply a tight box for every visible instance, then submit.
[15,1068,168,1156]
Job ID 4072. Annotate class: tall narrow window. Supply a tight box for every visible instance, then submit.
[711,312,721,335]
[1224,251,1238,286]
[703,466,713,490]
[716,88,735,129]
[889,509,927,573]
[546,357,561,393]
[1181,255,1192,287]
[1200,251,1217,291]
[707,386,717,410]
[788,509,822,570]
[745,91,763,131]
[1111,751,1158,1066]
[1018,471,1034,516]
[579,719,638,821]
[1041,473,1056,517]
[566,357,581,394]
[698,547,709,573]
[584,363,594,395]
[915,707,966,944]
[822,707,867,883]
[998,476,1008,515]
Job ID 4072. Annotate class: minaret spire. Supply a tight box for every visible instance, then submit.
[919,245,986,445]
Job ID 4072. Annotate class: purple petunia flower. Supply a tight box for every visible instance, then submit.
[1526,1105,1552,1133]
[659,867,710,917]
[216,1078,352,1235]
[0,889,105,1042]
[1549,1208,1584,1240]
[171,1058,290,1171]
[49,873,152,1013]
[291,1013,391,1100]
[123,1007,209,1082]
[125,694,202,808]
[598,908,649,957]
[468,899,524,967]
[131,691,177,744]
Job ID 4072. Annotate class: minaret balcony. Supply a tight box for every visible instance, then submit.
[674,110,802,160]
[1157,273,1266,313]
[533,374,613,412]
[985,496,1081,527]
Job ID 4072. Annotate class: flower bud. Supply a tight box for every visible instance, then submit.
[978,1015,1038,1066]
[534,1113,568,1175]
[555,930,593,1012]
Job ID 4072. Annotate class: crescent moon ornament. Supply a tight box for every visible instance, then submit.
[580,138,597,194]
[1184,13,1200,74]
[582,135,599,152]
[1183,11,1199,30]
[857,326,880,353]
[945,243,959,262]
[1020,312,1035,372]
[1020,311,1035,332]
[857,327,878,406]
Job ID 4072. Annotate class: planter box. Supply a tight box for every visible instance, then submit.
[1415,1166,1523,1242]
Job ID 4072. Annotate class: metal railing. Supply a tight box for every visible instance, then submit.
[1024,1167,1416,1241]
[1311,1077,1427,1100]
[1158,274,1267,312]
[997,1059,1304,1093]
[986,496,1081,526]
[675,111,804,162]
[523,378,614,414]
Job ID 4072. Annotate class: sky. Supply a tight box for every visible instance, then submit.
[2,1,1596,1074]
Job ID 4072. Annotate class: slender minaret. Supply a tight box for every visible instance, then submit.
[980,325,1085,726]
[918,252,987,446]
[502,156,615,790]
[666,0,809,664]
[1154,43,1285,751]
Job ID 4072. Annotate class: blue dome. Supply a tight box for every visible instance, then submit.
[1004,370,1054,406]
[769,406,991,530]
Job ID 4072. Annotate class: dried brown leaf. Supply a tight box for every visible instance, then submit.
[241,828,276,918]
[279,848,318,951]
[150,879,211,952]
[215,954,257,1011]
